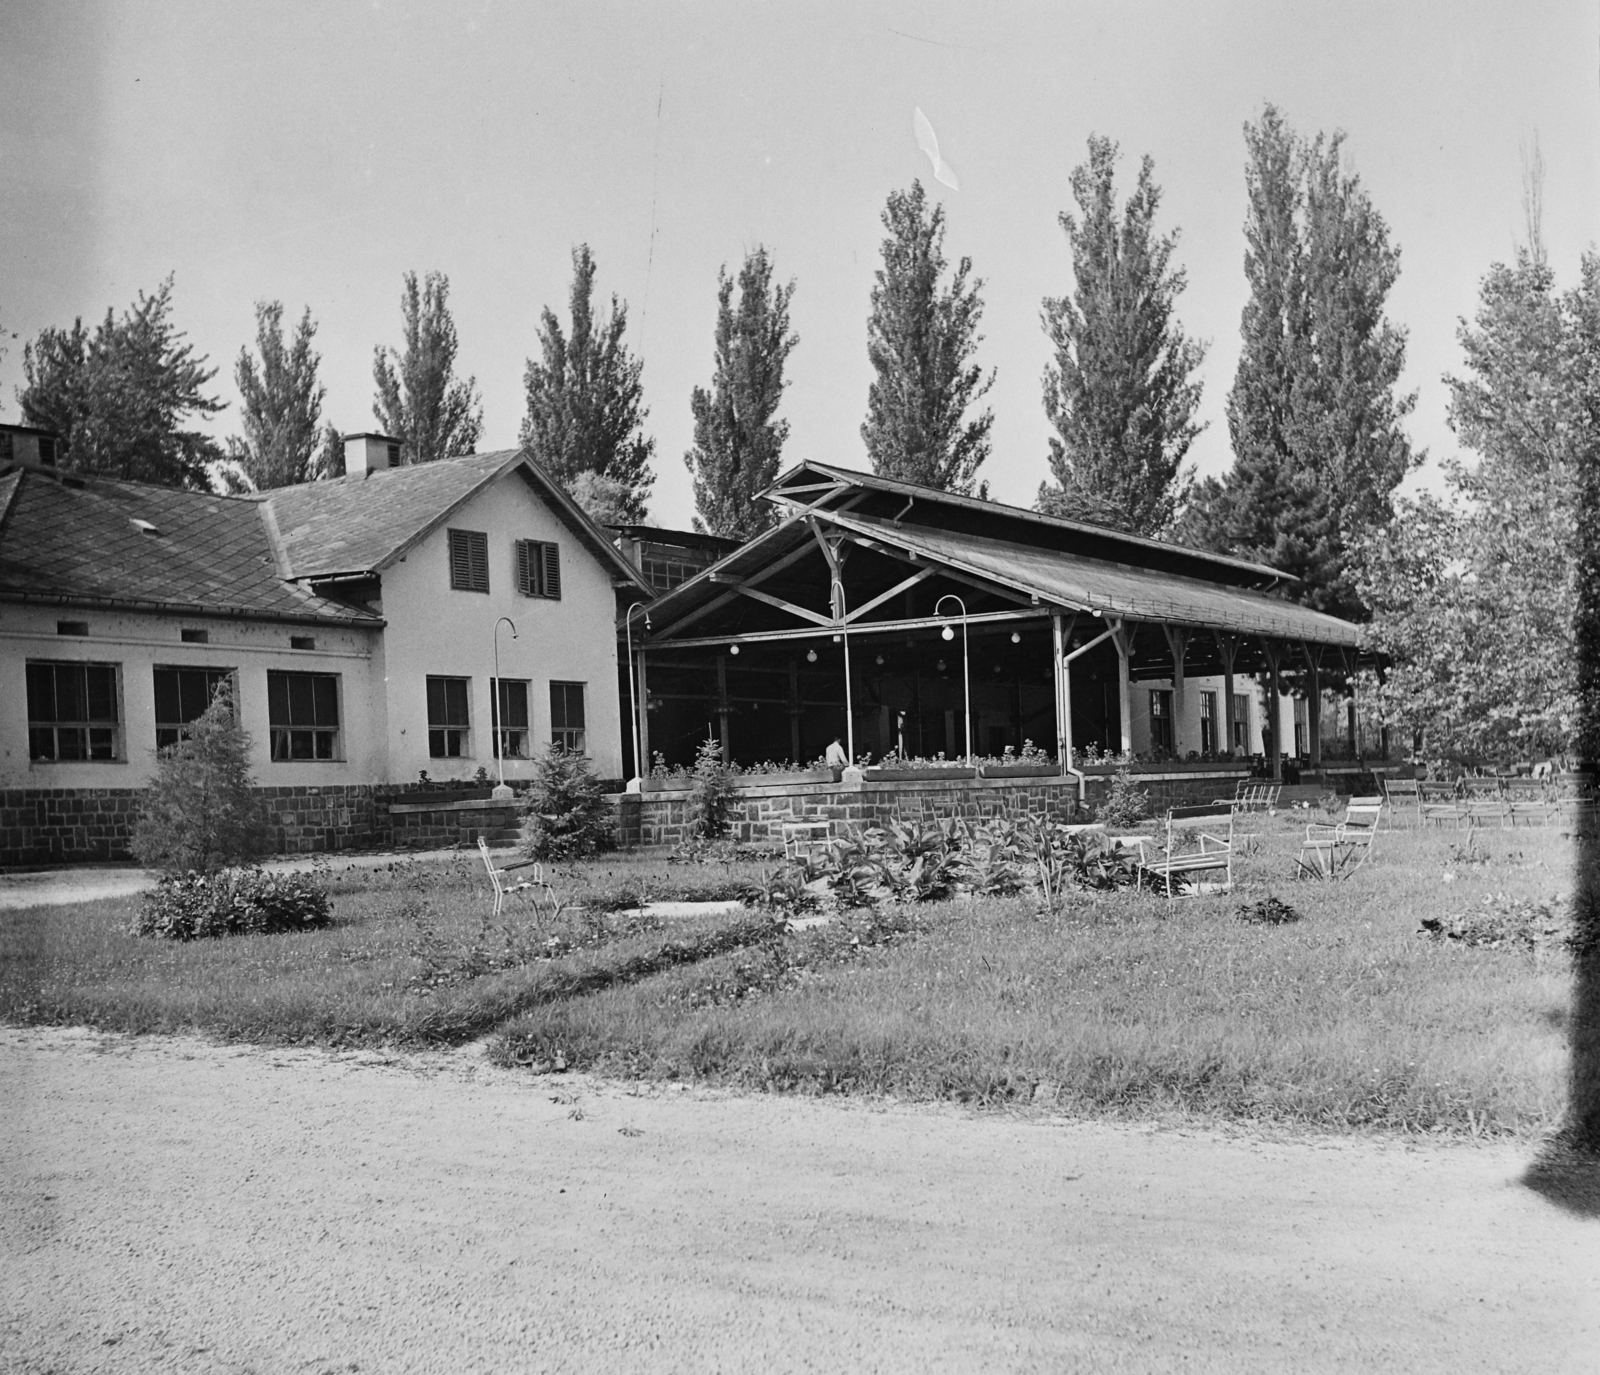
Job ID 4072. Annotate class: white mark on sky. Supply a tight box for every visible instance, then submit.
[913,108,960,191]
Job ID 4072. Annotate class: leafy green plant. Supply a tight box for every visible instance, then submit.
[689,734,738,840]
[525,746,612,861]
[132,867,332,940]
[1093,767,1150,829]
[132,686,271,874]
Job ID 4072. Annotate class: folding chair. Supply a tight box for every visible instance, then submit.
[478,836,547,919]
[1297,796,1383,879]
[782,820,832,861]
[1135,804,1235,899]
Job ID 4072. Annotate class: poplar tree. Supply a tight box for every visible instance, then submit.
[685,247,798,538]
[19,276,225,489]
[1038,136,1205,535]
[227,301,328,489]
[1180,106,1415,618]
[862,181,994,494]
[372,271,483,464]
[520,244,655,523]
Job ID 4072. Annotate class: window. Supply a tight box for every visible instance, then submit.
[56,621,88,637]
[640,553,709,592]
[27,661,120,761]
[181,628,209,644]
[449,528,490,592]
[1148,689,1174,753]
[550,681,586,753]
[38,436,57,466]
[268,671,340,760]
[386,442,401,469]
[154,666,235,749]
[491,678,530,758]
[516,540,561,599]
[1231,694,1251,752]
[1198,691,1217,755]
[427,676,472,757]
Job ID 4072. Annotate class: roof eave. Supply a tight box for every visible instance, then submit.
[0,588,385,628]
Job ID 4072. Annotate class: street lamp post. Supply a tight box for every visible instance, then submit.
[936,594,971,763]
[492,617,518,799]
[624,602,652,787]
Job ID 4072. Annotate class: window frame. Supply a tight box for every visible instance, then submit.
[1198,690,1217,756]
[490,677,531,759]
[26,659,124,763]
[152,665,238,751]
[426,675,473,758]
[1148,689,1174,754]
[267,669,343,762]
[1231,693,1251,753]
[549,680,586,754]
[448,528,491,593]
[516,539,562,600]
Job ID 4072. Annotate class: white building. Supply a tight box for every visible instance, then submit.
[0,434,650,864]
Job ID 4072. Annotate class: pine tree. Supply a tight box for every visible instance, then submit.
[686,247,798,538]
[1179,107,1414,619]
[1038,136,1205,535]
[372,271,483,464]
[227,301,328,488]
[862,181,994,494]
[520,245,655,523]
[19,276,225,489]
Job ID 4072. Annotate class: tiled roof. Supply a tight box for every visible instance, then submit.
[263,449,650,589]
[0,465,379,624]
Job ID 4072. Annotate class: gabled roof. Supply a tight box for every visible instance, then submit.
[763,460,1295,591]
[263,448,651,591]
[0,463,379,625]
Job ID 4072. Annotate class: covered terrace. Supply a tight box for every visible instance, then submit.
[624,463,1369,788]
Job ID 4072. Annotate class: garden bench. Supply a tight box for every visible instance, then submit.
[1381,776,1421,824]
[1296,796,1383,880]
[1418,781,1465,829]
[782,820,833,860]
[478,836,548,919]
[1134,804,1235,899]
[1214,781,1279,813]
[1504,779,1561,826]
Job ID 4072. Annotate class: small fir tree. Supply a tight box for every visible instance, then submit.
[685,247,799,538]
[689,734,737,841]
[132,686,271,873]
[525,745,613,861]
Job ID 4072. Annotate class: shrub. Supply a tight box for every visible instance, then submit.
[525,746,613,861]
[1093,767,1149,829]
[132,686,271,873]
[689,735,737,840]
[133,868,332,941]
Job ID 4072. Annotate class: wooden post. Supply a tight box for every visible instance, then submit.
[716,653,731,764]
[1302,642,1323,769]
[1214,632,1239,757]
[788,658,801,763]
[1163,624,1188,758]
[1108,618,1135,757]
[1052,614,1069,775]
[636,649,650,774]
[1262,639,1283,782]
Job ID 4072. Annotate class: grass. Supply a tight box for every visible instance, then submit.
[0,817,1577,1137]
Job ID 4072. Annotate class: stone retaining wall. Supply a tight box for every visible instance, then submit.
[612,766,1254,849]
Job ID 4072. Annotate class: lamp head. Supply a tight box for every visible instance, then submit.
[941,625,954,642]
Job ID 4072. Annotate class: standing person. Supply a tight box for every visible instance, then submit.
[824,737,849,768]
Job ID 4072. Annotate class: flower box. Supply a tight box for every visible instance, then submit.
[737,768,840,787]
[864,766,976,783]
[977,762,1061,780]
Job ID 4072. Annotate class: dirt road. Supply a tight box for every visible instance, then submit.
[3,1027,1595,1373]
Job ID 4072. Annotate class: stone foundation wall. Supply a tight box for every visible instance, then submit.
[614,767,1254,850]
[387,797,523,850]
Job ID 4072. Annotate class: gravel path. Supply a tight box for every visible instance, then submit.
[3,1027,1596,1374]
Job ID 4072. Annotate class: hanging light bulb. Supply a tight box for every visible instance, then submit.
[993,664,1003,674]
[1010,631,1021,644]
[937,659,947,672]
[806,649,818,663]
[941,625,954,642]
[875,655,885,666]
[728,644,739,655]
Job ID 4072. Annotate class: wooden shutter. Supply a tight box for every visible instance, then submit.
[449,529,489,591]
[516,540,534,596]
[540,542,561,599]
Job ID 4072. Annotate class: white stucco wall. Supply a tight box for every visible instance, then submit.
[376,471,625,785]
[0,601,383,790]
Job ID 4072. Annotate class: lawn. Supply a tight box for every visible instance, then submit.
[0,814,1576,1137]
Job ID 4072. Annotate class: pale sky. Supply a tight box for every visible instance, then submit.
[2,1,1596,528]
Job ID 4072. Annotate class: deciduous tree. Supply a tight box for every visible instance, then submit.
[372,270,483,464]
[686,247,798,538]
[862,181,994,494]
[521,245,655,523]
[1180,107,1415,618]
[1038,136,1205,536]
[19,276,224,489]
[227,301,328,488]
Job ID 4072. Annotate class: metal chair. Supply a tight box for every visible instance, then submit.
[1135,804,1235,898]
[1297,796,1383,879]
[478,836,547,919]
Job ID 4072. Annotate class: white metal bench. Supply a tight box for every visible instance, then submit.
[1135,804,1235,899]
[1297,796,1383,879]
